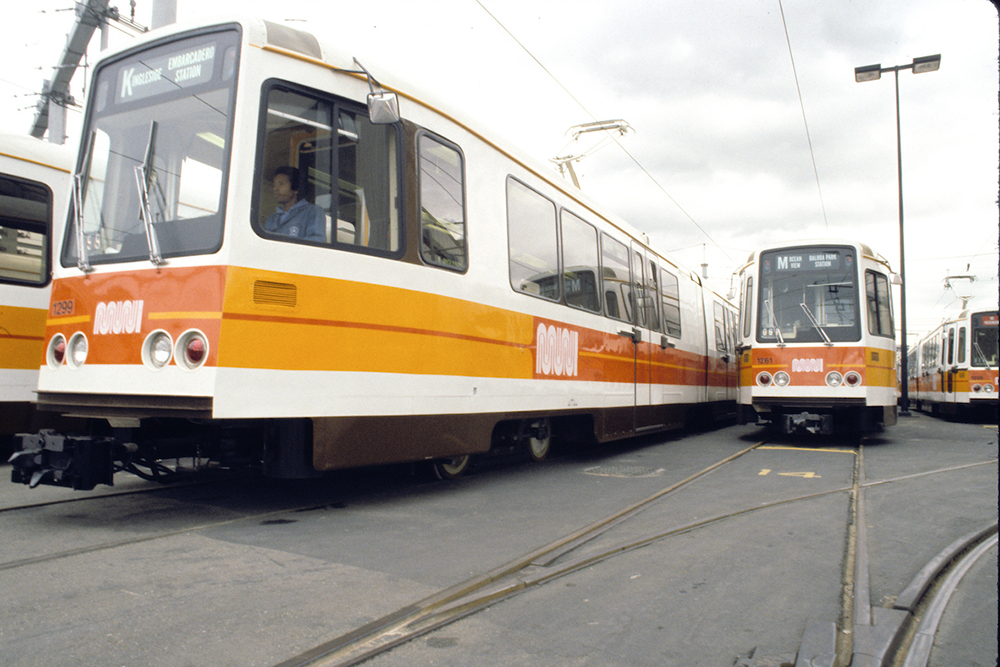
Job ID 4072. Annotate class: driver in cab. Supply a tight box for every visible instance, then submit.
[264,166,325,242]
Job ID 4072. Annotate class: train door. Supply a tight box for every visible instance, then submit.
[630,242,660,431]
[712,301,736,403]
[945,325,956,402]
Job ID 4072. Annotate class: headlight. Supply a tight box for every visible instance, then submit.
[985,384,995,393]
[142,330,174,369]
[67,332,88,369]
[773,371,790,387]
[826,371,844,388]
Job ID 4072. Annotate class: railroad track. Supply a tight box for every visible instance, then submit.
[268,436,997,667]
[1,429,994,666]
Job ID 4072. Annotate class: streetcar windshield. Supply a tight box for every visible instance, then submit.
[62,29,239,267]
[971,312,998,367]
[756,246,861,343]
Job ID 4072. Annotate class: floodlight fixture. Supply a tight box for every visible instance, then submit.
[912,54,942,74]
[855,64,882,82]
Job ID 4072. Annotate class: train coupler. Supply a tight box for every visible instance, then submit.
[9,430,131,490]
[780,412,833,435]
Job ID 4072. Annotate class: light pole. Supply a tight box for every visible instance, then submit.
[854,54,941,416]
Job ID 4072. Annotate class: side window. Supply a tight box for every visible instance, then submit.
[507,178,558,300]
[947,328,955,365]
[633,251,646,328]
[419,134,466,271]
[0,174,50,285]
[741,277,753,338]
[257,83,401,254]
[661,268,682,337]
[561,211,600,313]
[646,258,661,332]
[957,327,966,364]
[714,302,728,353]
[865,270,893,337]
[601,234,631,323]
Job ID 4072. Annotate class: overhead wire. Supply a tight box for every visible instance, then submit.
[473,0,732,265]
[777,0,829,228]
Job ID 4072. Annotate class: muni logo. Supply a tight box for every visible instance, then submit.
[536,323,579,377]
[93,300,144,335]
[792,358,823,372]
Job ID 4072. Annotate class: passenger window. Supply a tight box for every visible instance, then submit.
[741,277,753,338]
[419,134,466,271]
[714,302,728,353]
[661,268,682,336]
[958,327,966,364]
[646,258,661,332]
[256,84,400,254]
[507,179,558,300]
[561,211,600,313]
[865,270,893,337]
[0,174,50,285]
[601,234,631,323]
[633,251,646,328]
[947,328,955,365]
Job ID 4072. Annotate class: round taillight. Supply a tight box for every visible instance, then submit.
[186,337,205,364]
[845,371,862,387]
[826,371,844,388]
[175,330,209,370]
[756,372,773,387]
[48,334,67,368]
[972,384,982,393]
[773,371,790,387]
[142,330,174,369]
[67,332,88,368]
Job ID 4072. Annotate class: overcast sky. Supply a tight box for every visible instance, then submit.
[1,0,997,341]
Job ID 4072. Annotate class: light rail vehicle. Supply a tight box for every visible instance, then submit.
[0,134,74,448]
[735,240,899,434]
[907,308,998,419]
[11,15,739,490]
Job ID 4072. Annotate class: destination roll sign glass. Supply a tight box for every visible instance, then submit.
[117,41,218,103]
[770,250,842,272]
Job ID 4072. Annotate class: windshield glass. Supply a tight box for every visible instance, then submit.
[756,246,861,343]
[971,311,998,367]
[63,29,239,266]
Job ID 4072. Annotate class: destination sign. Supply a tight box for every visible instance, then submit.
[768,251,843,272]
[976,314,998,327]
[117,42,217,103]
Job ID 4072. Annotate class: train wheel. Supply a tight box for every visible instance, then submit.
[526,418,552,462]
[431,454,471,480]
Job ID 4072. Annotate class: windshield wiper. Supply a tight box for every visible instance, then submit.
[800,302,833,345]
[972,340,994,367]
[764,296,785,346]
[134,120,166,267]
[72,131,96,273]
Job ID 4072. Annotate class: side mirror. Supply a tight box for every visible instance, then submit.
[368,91,400,124]
[890,273,903,286]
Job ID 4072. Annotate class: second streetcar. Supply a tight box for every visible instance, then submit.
[736,240,899,434]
